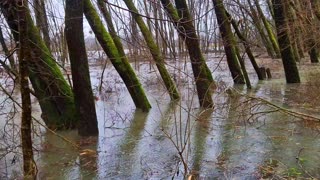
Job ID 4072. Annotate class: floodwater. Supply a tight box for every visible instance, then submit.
[0,54,320,179]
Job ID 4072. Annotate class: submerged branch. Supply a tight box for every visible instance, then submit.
[230,88,320,122]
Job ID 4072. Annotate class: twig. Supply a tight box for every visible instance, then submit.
[231,88,320,122]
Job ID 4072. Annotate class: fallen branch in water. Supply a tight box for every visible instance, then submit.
[229,88,320,122]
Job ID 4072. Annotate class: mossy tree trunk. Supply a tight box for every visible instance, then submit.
[0,27,17,74]
[84,0,151,111]
[311,0,320,20]
[253,0,281,57]
[213,0,245,84]
[65,0,98,136]
[33,0,51,50]
[247,0,276,58]
[272,0,301,83]
[160,0,214,108]
[235,45,252,88]
[122,0,180,100]
[289,0,305,58]
[226,12,264,80]
[303,0,320,63]
[17,0,36,178]
[309,47,319,63]
[285,1,302,62]
[0,1,77,129]
[267,0,275,19]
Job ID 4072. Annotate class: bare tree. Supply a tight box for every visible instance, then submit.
[272,0,301,83]
[123,0,180,100]
[16,0,37,177]
[84,0,151,111]
[160,0,215,108]
[65,0,98,136]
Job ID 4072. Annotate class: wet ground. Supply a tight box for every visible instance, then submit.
[0,54,320,179]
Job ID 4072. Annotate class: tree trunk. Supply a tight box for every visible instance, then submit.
[17,0,36,178]
[65,0,98,136]
[309,47,319,63]
[247,0,276,58]
[286,1,302,62]
[253,0,281,57]
[272,0,301,83]
[303,0,320,63]
[290,0,305,58]
[226,12,264,80]
[33,0,51,50]
[213,0,245,84]
[0,27,16,73]
[267,0,275,19]
[84,0,151,111]
[0,1,77,129]
[160,0,214,108]
[122,0,180,100]
[311,0,320,20]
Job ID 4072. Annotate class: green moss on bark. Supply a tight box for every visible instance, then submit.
[254,0,281,57]
[84,0,151,111]
[123,0,180,100]
[272,0,301,83]
[0,2,77,129]
[161,0,214,108]
[213,0,245,84]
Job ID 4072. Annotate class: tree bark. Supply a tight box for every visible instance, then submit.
[253,0,281,57]
[65,0,99,136]
[160,0,214,108]
[0,1,77,129]
[303,0,319,63]
[16,0,36,178]
[212,0,245,84]
[226,12,264,80]
[272,0,301,83]
[84,0,151,112]
[0,27,17,73]
[122,0,180,100]
[311,0,320,20]
[33,0,51,49]
[247,0,276,58]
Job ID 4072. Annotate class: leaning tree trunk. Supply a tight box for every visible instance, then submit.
[247,0,276,58]
[123,0,180,100]
[272,0,300,83]
[303,0,319,63]
[285,2,302,62]
[33,0,51,50]
[0,27,17,74]
[160,0,214,108]
[17,0,36,178]
[311,0,320,20]
[84,0,151,112]
[0,1,77,129]
[252,0,281,57]
[212,0,245,84]
[226,12,264,80]
[65,0,98,136]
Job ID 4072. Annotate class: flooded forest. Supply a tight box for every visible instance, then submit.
[1,0,320,179]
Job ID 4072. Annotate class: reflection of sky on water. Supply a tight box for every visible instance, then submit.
[0,57,320,179]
